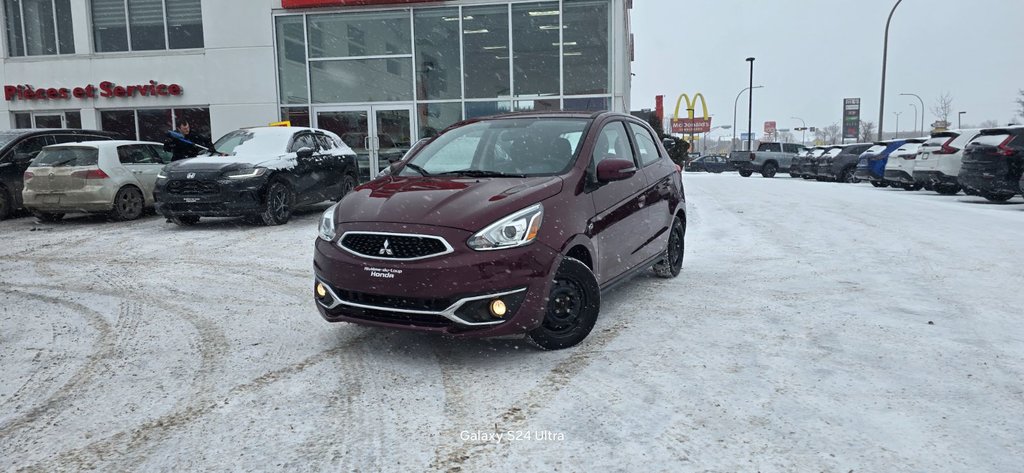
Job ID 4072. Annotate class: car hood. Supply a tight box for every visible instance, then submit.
[167,154,292,172]
[336,175,564,232]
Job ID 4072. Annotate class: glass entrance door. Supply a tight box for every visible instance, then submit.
[314,105,414,183]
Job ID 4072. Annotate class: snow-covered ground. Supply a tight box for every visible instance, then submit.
[2,173,1022,472]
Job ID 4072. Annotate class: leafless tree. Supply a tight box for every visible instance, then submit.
[1017,89,1024,120]
[778,131,795,143]
[978,119,999,129]
[859,121,876,142]
[931,92,954,125]
[823,123,842,144]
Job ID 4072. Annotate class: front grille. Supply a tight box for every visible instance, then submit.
[340,232,450,260]
[334,288,453,312]
[327,305,452,328]
[167,179,220,195]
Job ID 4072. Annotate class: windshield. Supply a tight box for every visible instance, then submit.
[401,118,589,177]
[213,130,286,156]
[29,147,99,167]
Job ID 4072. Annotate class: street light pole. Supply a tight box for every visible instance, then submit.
[746,57,755,152]
[900,92,924,133]
[878,0,905,141]
[894,111,902,138]
[958,111,966,129]
[908,103,918,135]
[732,85,763,151]
[791,116,806,145]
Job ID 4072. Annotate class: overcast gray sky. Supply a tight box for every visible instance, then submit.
[630,0,1024,140]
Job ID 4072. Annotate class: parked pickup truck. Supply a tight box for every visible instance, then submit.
[729,142,805,178]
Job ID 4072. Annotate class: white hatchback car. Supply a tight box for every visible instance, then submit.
[912,129,983,195]
[22,141,170,222]
[883,139,926,190]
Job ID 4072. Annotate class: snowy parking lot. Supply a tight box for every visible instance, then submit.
[2,173,1022,472]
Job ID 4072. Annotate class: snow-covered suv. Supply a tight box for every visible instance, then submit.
[313,112,686,350]
[884,140,926,190]
[913,129,982,195]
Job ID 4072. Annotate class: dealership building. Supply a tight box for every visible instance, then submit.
[1,0,632,179]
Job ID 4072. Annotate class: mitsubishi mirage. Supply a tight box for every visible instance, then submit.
[313,112,686,350]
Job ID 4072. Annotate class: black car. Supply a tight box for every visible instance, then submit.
[154,127,359,226]
[0,128,118,219]
[819,143,873,183]
[958,126,1024,202]
[685,155,730,173]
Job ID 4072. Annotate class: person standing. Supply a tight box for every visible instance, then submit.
[164,118,215,161]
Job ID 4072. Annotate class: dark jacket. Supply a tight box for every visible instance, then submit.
[164,132,214,162]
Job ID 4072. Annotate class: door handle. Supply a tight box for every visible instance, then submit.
[637,195,646,208]
[364,136,370,151]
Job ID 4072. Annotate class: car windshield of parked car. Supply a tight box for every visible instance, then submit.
[30,147,99,167]
[213,130,286,156]
[401,118,588,177]
[864,145,887,154]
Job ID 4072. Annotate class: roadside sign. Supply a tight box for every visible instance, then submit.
[764,121,777,134]
[843,98,860,139]
[671,117,712,134]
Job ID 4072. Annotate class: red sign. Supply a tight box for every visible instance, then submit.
[283,0,442,7]
[4,81,183,101]
[764,121,777,134]
[671,117,711,134]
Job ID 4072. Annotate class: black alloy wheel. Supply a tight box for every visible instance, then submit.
[761,162,778,178]
[260,181,293,226]
[528,257,601,351]
[840,167,859,183]
[654,216,685,278]
[739,170,753,177]
[171,215,200,226]
[870,180,887,188]
[935,184,961,195]
[112,186,145,221]
[982,192,1014,203]
[338,174,357,200]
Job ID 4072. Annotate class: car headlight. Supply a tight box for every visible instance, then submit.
[467,203,543,251]
[319,203,338,241]
[157,171,168,179]
[224,167,267,179]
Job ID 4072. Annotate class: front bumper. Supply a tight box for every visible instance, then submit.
[154,175,267,217]
[313,222,561,338]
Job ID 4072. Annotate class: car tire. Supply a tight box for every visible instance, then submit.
[840,167,859,183]
[903,184,923,191]
[111,186,145,221]
[32,211,64,223]
[761,163,777,178]
[982,192,1014,203]
[870,180,887,188]
[259,180,293,226]
[0,185,11,220]
[739,170,753,177]
[935,184,960,195]
[170,215,200,226]
[527,257,601,351]
[336,174,357,201]
[653,216,684,278]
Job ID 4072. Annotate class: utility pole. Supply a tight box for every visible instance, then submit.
[878,0,905,141]
[746,57,755,151]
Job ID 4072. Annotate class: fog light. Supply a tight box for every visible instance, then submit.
[316,283,327,298]
[489,299,507,318]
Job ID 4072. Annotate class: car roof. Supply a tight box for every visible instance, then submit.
[44,140,162,149]
[0,128,115,138]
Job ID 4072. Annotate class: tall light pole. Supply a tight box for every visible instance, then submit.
[894,111,902,138]
[687,107,695,151]
[791,116,806,145]
[732,85,764,151]
[746,57,755,152]
[878,0,905,141]
[900,92,924,133]
[908,103,918,135]
[958,111,966,129]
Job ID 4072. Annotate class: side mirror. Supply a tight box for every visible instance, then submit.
[596,158,637,183]
[296,146,315,159]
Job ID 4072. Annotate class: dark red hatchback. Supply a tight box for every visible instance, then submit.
[313,111,685,349]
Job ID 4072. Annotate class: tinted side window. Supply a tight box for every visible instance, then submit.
[119,144,163,164]
[290,133,317,152]
[592,122,637,167]
[629,123,662,167]
[315,134,334,151]
[12,136,53,161]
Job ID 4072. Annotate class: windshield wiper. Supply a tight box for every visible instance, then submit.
[403,162,431,176]
[434,169,526,178]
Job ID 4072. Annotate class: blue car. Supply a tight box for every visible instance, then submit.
[854,140,906,187]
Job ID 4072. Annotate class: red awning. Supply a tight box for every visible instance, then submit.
[283,0,441,8]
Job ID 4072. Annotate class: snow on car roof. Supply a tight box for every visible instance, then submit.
[42,140,162,148]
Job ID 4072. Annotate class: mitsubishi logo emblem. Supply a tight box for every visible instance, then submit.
[186,173,196,179]
[379,239,394,256]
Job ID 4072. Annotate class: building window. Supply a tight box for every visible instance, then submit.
[280,107,310,127]
[512,2,559,97]
[99,107,210,141]
[275,15,308,104]
[563,0,611,95]
[462,5,509,99]
[4,0,74,56]
[92,0,204,53]
[414,8,461,101]
[10,110,83,128]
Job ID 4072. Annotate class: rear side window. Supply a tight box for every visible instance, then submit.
[12,136,53,161]
[628,123,661,166]
[758,143,781,152]
[290,133,317,152]
[315,134,334,151]
[827,148,843,156]
[782,144,801,153]
[118,144,164,164]
[31,147,98,167]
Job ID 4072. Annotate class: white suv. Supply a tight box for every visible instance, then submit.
[884,139,926,190]
[912,129,982,195]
